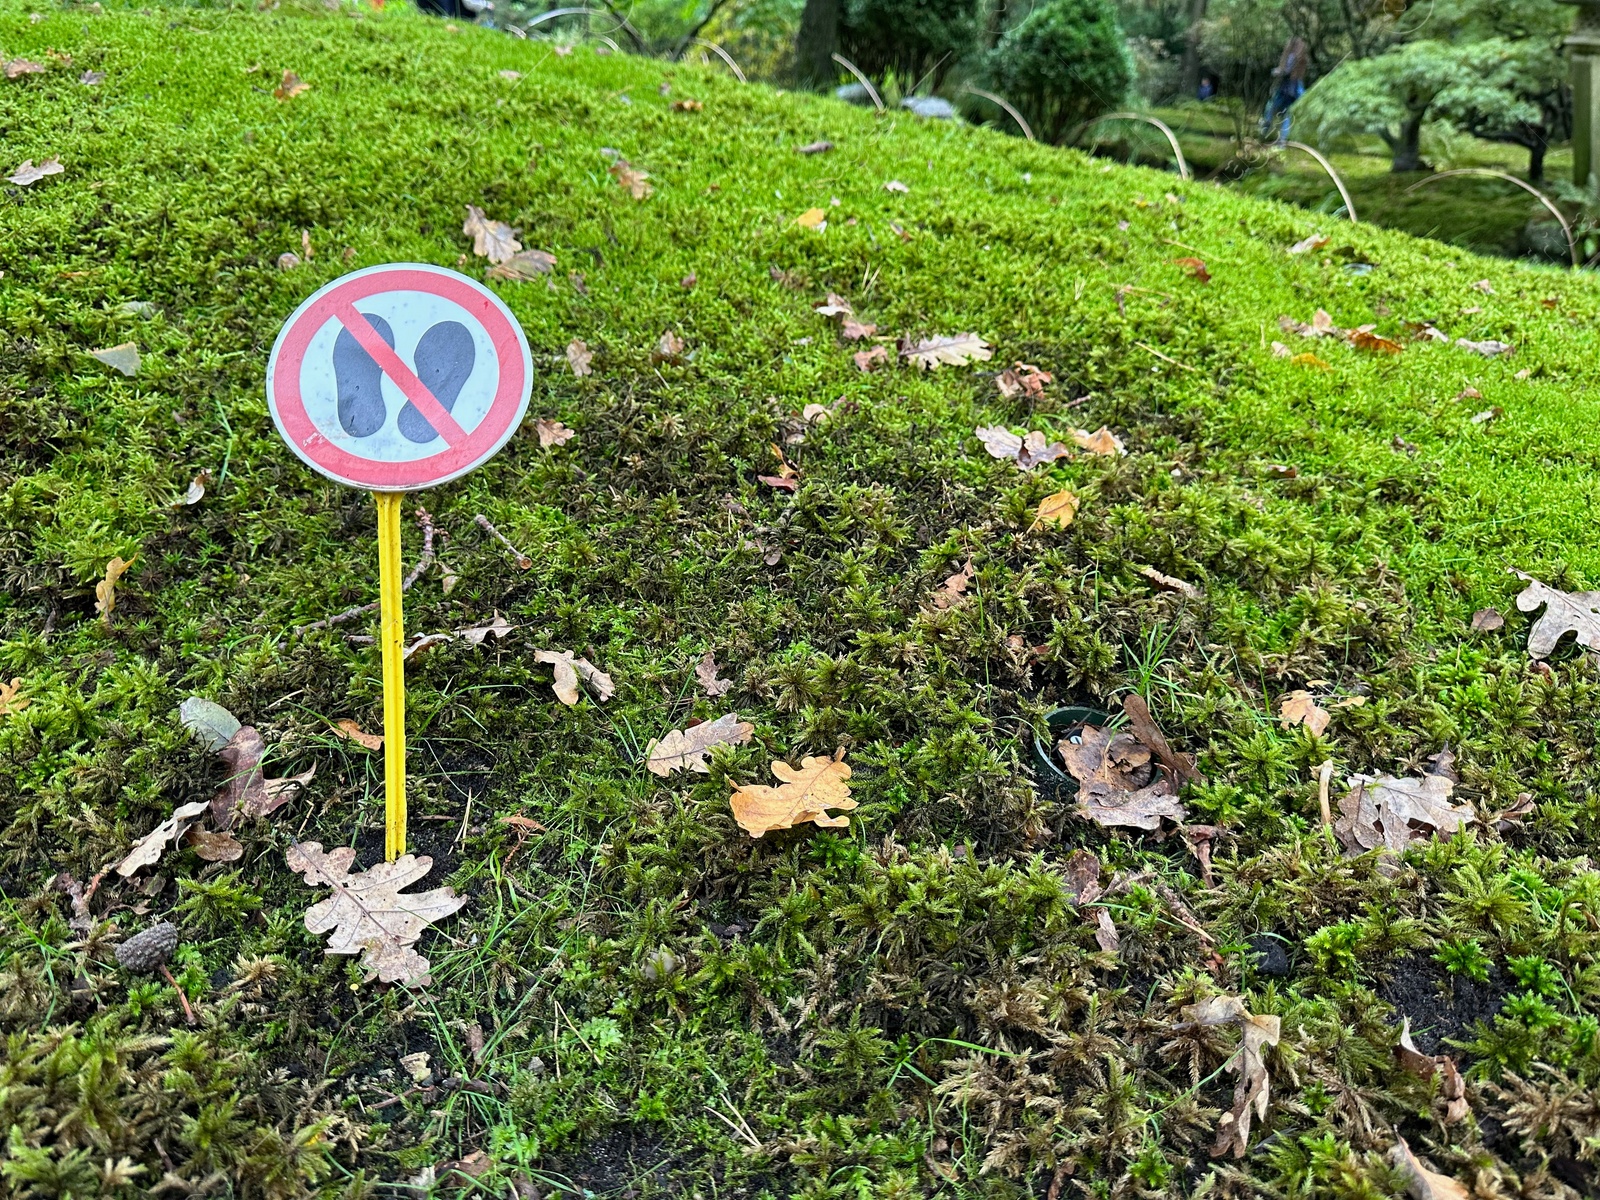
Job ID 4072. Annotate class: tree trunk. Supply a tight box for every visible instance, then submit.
[1390,115,1426,172]
[1179,0,1208,99]
[795,0,840,89]
[1528,137,1547,183]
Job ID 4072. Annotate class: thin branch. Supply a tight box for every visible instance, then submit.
[295,508,437,635]
[671,0,731,60]
[596,0,649,53]
[476,513,533,570]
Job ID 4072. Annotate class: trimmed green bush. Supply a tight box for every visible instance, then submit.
[982,0,1132,142]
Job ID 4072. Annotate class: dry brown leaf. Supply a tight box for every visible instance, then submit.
[274,69,310,99]
[1093,908,1120,952]
[1287,233,1327,255]
[332,719,382,751]
[994,362,1052,399]
[0,678,29,717]
[1470,278,1494,294]
[462,205,522,264]
[459,614,513,646]
[931,561,974,609]
[1139,565,1202,599]
[671,98,702,111]
[841,318,876,341]
[91,343,140,376]
[182,471,210,506]
[1280,310,1340,338]
[96,555,136,625]
[1030,489,1079,531]
[1058,724,1186,830]
[796,140,833,154]
[403,632,453,660]
[1072,426,1125,456]
[1396,1017,1469,1123]
[1271,341,1293,358]
[1387,1138,1470,1200]
[814,293,852,318]
[487,248,556,281]
[696,651,733,697]
[652,330,685,364]
[902,333,992,370]
[536,418,576,447]
[1350,329,1403,354]
[566,339,593,377]
[286,842,466,987]
[116,799,211,877]
[1334,771,1475,855]
[1063,848,1103,905]
[534,648,614,705]
[1456,337,1514,357]
[646,713,755,775]
[1278,690,1330,737]
[974,426,1068,470]
[1511,570,1600,658]
[5,58,47,78]
[1177,995,1281,1158]
[729,753,855,837]
[8,157,64,186]
[853,345,888,373]
[1172,256,1210,283]
[1123,693,1203,786]
[1469,607,1503,632]
[610,160,653,199]
[1292,352,1330,370]
[187,828,244,863]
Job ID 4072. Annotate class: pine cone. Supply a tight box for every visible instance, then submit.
[116,921,179,973]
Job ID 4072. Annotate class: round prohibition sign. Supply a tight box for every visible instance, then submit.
[267,263,533,491]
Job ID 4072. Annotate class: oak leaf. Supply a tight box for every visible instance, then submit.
[286,842,466,987]
[610,160,653,199]
[7,157,64,186]
[462,205,522,264]
[975,426,1069,470]
[994,362,1051,399]
[1059,724,1186,830]
[1456,337,1513,357]
[332,719,382,751]
[1176,995,1281,1158]
[1030,489,1078,531]
[213,726,314,827]
[1278,690,1329,737]
[652,330,685,364]
[96,554,136,625]
[187,828,244,862]
[1350,329,1402,354]
[0,678,29,717]
[646,713,755,775]
[930,560,973,609]
[536,418,576,447]
[902,333,992,370]
[566,339,593,377]
[116,800,210,877]
[273,69,310,99]
[1072,426,1125,456]
[841,318,876,341]
[729,753,855,837]
[1396,1017,1469,1123]
[487,248,556,281]
[459,614,513,645]
[1387,1139,1469,1200]
[1122,693,1203,786]
[853,345,888,373]
[1333,771,1475,855]
[5,58,47,78]
[1469,607,1503,632]
[696,651,733,697]
[535,649,614,704]
[1511,570,1600,658]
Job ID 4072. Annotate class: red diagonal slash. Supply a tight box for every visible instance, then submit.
[332,301,469,445]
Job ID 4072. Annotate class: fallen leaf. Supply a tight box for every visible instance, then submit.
[536,418,576,447]
[566,339,593,377]
[795,207,827,230]
[1271,341,1292,358]
[1470,406,1502,425]
[1030,489,1079,531]
[1470,607,1503,632]
[1455,387,1482,400]
[211,726,268,827]
[1139,565,1202,599]
[1058,724,1187,830]
[1093,908,1120,952]
[796,140,833,154]
[646,713,755,775]
[889,220,911,241]
[534,648,613,705]
[1176,995,1281,1158]
[1072,426,1125,456]
[4,58,47,78]
[1350,330,1402,354]
[1266,463,1297,478]
[403,632,453,660]
[1333,771,1475,855]
[286,842,466,987]
[181,471,210,505]
[273,69,309,100]
[841,318,876,341]
[1287,233,1327,255]
[902,333,992,369]
[1278,690,1330,737]
[930,561,973,609]
[79,70,104,85]
[117,800,210,876]
[696,651,733,696]
[0,678,29,717]
[1291,352,1330,370]
[1470,278,1494,294]
[1123,694,1203,787]
[1511,570,1600,658]
[96,555,136,624]
[278,252,300,271]
[332,719,382,751]
[1387,1138,1469,1200]
[652,330,685,364]
[91,343,140,376]
[400,1051,432,1084]
[974,426,1068,470]
[301,229,314,261]
[1395,1017,1469,1123]
[1280,309,1340,338]
[187,828,244,862]
[5,155,61,185]
[801,403,831,422]
[681,272,696,288]
[1172,256,1210,283]
[499,69,522,80]
[179,696,241,752]
[462,205,522,264]
[458,614,513,645]
[1456,338,1514,357]
[994,362,1052,399]
[609,160,653,199]
[729,753,855,837]
[1063,848,1103,904]
[884,179,909,193]
[487,248,556,281]
[853,345,888,373]
[814,292,852,318]
[671,98,702,111]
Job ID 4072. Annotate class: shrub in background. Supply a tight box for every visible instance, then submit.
[981,0,1131,142]
[838,0,985,87]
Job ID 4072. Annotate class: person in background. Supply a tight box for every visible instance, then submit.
[1260,36,1307,147]
[1197,74,1216,101]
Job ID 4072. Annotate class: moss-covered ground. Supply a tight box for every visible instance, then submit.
[5,3,1600,1197]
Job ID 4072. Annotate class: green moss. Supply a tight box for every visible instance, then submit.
[3,2,1600,1196]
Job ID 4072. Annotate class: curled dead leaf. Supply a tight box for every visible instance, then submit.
[646,713,754,775]
[487,248,556,281]
[1072,426,1125,456]
[1333,771,1475,855]
[853,345,888,373]
[1058,724,1186,830]
[462,205,522,264]
[534,648,614,705]
[7,157,64,186]
[187,828,244,863]
[332,719,382,751]
[566,339,593,377]
[610,160,653,199]
[273,69,310,100]
[96,554,137,625]
[116,800,210,877]
[1172,256,1210,283]
[1138,565,1202,599]
[1278,690,1330,737]
[1350,329,1403,354]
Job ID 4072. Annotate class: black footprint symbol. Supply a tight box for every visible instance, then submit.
[334,313,396,438]
[400,321,475,444]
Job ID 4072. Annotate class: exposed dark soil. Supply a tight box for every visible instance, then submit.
[544,1124,678,1197]
[1378,953,1510,1054]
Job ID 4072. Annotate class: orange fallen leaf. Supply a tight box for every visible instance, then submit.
[729,753,855,837]
[610,160,653,200]
[1030,489,1079,531]
[1172,256,1210,283]
[1350,329,1403,355]
[1278,690,1330,737]
[273,69,310,100]
[1291,352,1330,370]
[332,719,382,751]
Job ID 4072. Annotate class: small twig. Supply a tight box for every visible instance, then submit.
[296,508,437,634]
[476,514,532,570]
[159,965,198,1026]
[1317,760,1335,829]
[455,789,476,848]
[370,1086,424,1110]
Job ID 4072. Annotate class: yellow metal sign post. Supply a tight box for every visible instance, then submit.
[265,264,534,861]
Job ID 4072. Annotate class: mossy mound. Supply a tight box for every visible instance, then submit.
[3,3,1600,1196]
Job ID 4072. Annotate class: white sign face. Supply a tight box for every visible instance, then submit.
[267,264,533,491]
